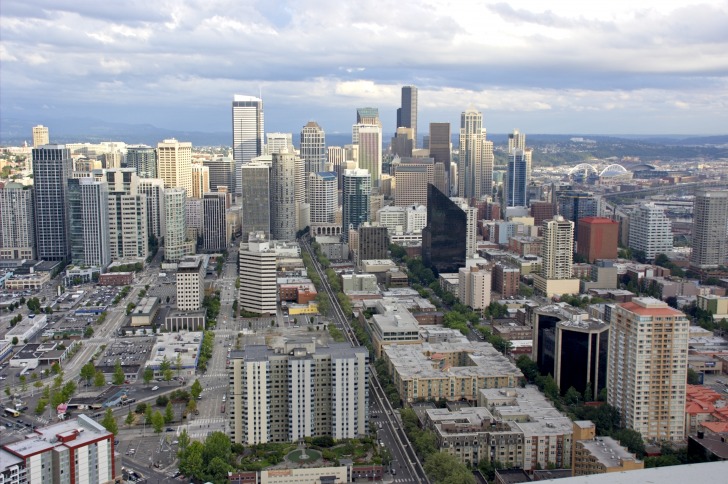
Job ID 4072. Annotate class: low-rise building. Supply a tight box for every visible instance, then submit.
[3,314,47,344]
[98,271,134,286]
[4,272,50,291]
[130,296,160,326]
[382,342,523,404]
[145,331,202,377]
[164,310,207,332]
[341,273,378,293]
[572,421,643,476]
[369,301,422,357]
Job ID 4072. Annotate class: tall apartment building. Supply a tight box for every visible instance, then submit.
[690,189,728,270]
[458,109,493,200]
[607,298,689,440]
[265,132,293,155]
[229,341,368,445]
[504,149,530,209]
[342,168,371,242]
[126,144,157,178]
[628,203,673,260]
[458,265,492,310]
[429,122,452,195]
[357,125,382,187]
[354,107,380,140]
[326,146,345,187]
[241,162,271,237]
[137,178,165,241]
[191,164,210,198]
[0,415,115,484]
[32,125,49,147]
[202,192,228,252]
[577,217,619,262]
[186,197,204,242]
[232,95,264,196]
[203,156,235,193]
[102,168,149,261]
[0,183,35,260]
[68,178,111,267]
[270,151,304,241]
[238,232,277,316]
[300,121,326,198]
[308,172,337,224]
[157,138,192,196]
[397,86,418,147]
[507,129,526,154]
[32,144,72,261]
[393,159,433,207]
[533,216,579,296]
[164,188,188,262]
[176,256,204,311]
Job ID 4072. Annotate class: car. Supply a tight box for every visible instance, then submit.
[166,427,174,432]
[4,423,11,428]
[151,386,159,391]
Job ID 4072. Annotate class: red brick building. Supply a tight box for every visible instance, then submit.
[492,263,520,298]
[98,272,134,286]
[530,201,555,228]
[577,217,619,262]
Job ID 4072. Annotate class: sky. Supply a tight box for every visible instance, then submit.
[1,0,728,137]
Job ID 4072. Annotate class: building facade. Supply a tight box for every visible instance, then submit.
[398,85,418,147]
[357,125,382,187]
[68,178,111,267]
[241,162,271,237]
[423,185,468,274]
[690,189,728,270]
[0,183,35,260]
[202,192,228,252]
[176,256,204,311]
[32,145,72,261]
[32,125,49,147]
[308,171,337,224]
[102,168,149,261]
[191,164,210,198]
[342,168,371,242]
[628,203,673,260]
[163,188,188,262]
[300,121,326,198]
[577,217,619,262]
[232,95,264,196]
[607,298,689,440]
[156,138,192,195]
[238,232,277,315]
[270,151,304,241]
[137,178,166,241]
[125,144,157,178]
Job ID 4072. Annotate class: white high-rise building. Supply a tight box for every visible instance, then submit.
[451,197,478,259]
[628,203,673,260]
[157,138,192,196]
[102,169,148,261]
[138,178,166,241]
[0,183,35,260]
[308,172,337,224]
[228,341,368,445]
[265,132,293,155]
[458,108,489,200]
[238,232,277,316]
[607,298,689,441]
[185,197,204,241]
[164,188,188,262]
[270,151,304,241]
[232,95,264,196]
[356,125,382,187]
[458,265,492,310]
[191,164,210,198]
[176,256,204,311]
[300,122,326,199]
[541,215,574,280]
[406,204,427,233]
[508,129,526,154]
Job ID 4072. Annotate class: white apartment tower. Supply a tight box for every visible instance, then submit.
[164,188,188,262]
[308,172,338,224]
[176,256,204,311]
[102,168,149,261]
[458,108,492,200]
[628,203,673,260]
[238,232,277,316]
[0,183,35,260]
[607,298,689,441]
[138,178,166,241]
[157,138,192,196]
[300,122,327,198]
[690,189,728,270]
[458,265,492,310]
[265,132,293,155]
[229,341,368,445]
[232,95,264,196]
[541,215,574,280]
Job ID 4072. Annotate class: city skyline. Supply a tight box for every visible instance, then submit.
[1,1,727,137]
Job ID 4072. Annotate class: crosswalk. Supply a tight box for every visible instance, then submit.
[177,418,226,439]
[201,372,228,378]
[36,416,49,425]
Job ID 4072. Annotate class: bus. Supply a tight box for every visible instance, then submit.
[4,408,20,417]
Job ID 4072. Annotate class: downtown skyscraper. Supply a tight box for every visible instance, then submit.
[32,144,72,262]
[68,178,111,267]
[397,85,418,148]
[0,183,35,260]
[270,150,304,241]
[458,108,492,200]
[342,168,371,242]
[300,121,326,199]
[232,95,264,196]
[157,138,192,195]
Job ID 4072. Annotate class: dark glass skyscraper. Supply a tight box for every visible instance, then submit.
[504,150,530,208]
[32,145,72,261]
[397,86,417,148]
[422,184,467,274]
[557,191,598,243]
[342,168,371,242]
[125,145,157,178]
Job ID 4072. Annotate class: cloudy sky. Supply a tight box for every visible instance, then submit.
[2,0,727,137]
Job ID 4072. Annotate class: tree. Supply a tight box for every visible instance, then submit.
[164,401,174,424]
[152,410,164,433]
[687,368,701,385]
[145,405,153,426]
[163,368,174,383]
[19,375,27,392]
[177,429,191,454]
[564,386,581,405]
[51,363,62,375]
[203,431,232,465]
[125,409,135,427]
[101,408,118,435]
[207,456,232,482]
[143,367,154,386]
[84,326,94,338]
[94,370,106,387]
[175,354,182,377]
[613,428,646,458]
[190,379,203,400]
[112,360,125,385]
[11,336,18,345]
[80,362,96,386]
[179,441,204,479]
[583,384,594,403]
[35,399,48,415]
[424,452,475,484]
[186,398,197,415]
[160,356,171,382]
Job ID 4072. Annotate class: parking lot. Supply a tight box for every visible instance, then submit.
[95,339,154,378]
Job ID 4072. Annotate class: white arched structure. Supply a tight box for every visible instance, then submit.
[599,164,628,177]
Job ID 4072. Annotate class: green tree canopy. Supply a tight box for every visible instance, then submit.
[424,452,475,484]
[101,408,118,435]
[190,379,203,400]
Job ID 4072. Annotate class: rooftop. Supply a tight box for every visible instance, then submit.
[579,437,640,468]
[3,415,111,458]
[478,386,573,437]
[535,461,728,483]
